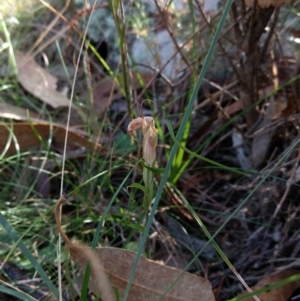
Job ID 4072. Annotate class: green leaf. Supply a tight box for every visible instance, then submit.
[127,183,150,194]
[0,285,38,301]
[81,168,134,301]
[124,242,146,254]
[167,121,249,177]
[0,213,59,299]
[140,161,164,174]
[113,132,135,153]
[127,223,146,232]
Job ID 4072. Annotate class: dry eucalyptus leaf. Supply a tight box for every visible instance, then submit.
[152,251,189,271]
[55,196,215,301]
[245,0,293,8]
[93,247,214,301]
[0,122,103,155]
[238,269,300,301]
[0,102,41,121]
[14,50,71,108]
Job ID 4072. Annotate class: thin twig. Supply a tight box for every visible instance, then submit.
[231,0,244,47]
[153,0,196,77]
[32,0,71,55]
[194,0,243,83]
[272,143,300,219]
[135,13,221,103]
[113,0,133,118]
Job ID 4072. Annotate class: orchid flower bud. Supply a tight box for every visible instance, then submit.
[143,123,158,166]
[141,116,155,136]
[127,117,143,136]
[127,116,158,166]
[128,116,155,136]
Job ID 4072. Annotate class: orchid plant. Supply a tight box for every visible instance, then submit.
[127,115,158,256]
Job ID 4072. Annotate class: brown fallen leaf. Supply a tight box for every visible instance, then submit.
[0,122,103,155]
[55,195,215,301]
[14,50,71,108]
[238,269,300,301]
[0,102,41,121]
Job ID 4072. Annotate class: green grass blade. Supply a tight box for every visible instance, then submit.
[172,73,300,183]
[0,13,18,78]
[0,213,59,299]
[159,135,300,300]
[0,285,38,301]
[70,165,122,195]
[171,0,197,181]
[80,168,134,300]
[167,121,249,177]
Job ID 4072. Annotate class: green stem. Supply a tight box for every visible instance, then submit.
[143,168,153,207]
[143,165,154,258]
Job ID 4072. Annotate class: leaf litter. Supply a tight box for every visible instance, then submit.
[0,121,103,155]
[55,194,215,301]
[238,270,300,301]
[14,51,72,109]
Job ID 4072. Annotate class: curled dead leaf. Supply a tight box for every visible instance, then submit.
[55,195,115,301]
[55,195,215,301]
[0,122,103,155]
[238,269,300,301]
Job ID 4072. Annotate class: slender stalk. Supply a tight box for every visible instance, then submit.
[112,0,132,118]
[143,166,153,210]
[143,165,154,258]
